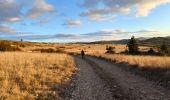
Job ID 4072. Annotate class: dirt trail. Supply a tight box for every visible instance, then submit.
[64,56,170,100]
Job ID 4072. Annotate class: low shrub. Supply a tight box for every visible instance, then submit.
[106,46,115,54]
[59,46,65,48]
[0,41,21,51]
[40,48,56,53]
[32,48,65,53]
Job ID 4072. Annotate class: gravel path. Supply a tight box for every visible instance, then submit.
[64,56,170,100]
[64,56,114,100]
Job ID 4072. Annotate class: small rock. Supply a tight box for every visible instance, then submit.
[141,91,146,94]
[129,87,134,91]
[114,85,117,88]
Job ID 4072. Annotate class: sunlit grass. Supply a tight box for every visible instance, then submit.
[0,52,76,99]
[95,54,170,68]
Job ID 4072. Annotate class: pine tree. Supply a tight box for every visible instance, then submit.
[127,36,139,54]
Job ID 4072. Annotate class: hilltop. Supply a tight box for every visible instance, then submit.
[88,36,170,47]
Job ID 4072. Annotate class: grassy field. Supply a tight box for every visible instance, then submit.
[2,40,169,68]
[20,42,169,69]
[0,40,170,99]
[94,54,170,68]
[60,43,170,68]
[63,44,151,54]
[0,52,76,99]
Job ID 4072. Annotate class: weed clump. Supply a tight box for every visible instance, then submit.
[106,45,115,54]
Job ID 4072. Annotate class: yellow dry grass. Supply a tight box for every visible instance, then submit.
[20,42,170,69]
[61,43,170,68]
[95,54,170,68]
[0,52,76,99]
[64,44,151,55]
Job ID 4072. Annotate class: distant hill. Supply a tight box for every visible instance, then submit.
[140,37,170,46]
[89,36,170,47]
[89,39,130,44]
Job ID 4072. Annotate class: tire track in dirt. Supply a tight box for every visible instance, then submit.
[63,56,114,100]
[87,56,170,100]
[85,58,129,100]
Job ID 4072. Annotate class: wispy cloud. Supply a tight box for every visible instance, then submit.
[0,25,15,33]
[80,0,170,21]
[62,19,82,27]
[31,17,51,26]
[26,0,54,18]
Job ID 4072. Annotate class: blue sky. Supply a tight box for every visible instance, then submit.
[0,0,170,42]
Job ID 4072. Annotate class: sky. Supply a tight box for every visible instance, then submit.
[0,0,170,42]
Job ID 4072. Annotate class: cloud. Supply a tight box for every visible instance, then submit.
[1,33,80,41]
[80,0,170,21]
[0,29,168,42]
[0,25,15,33]
[32,17,51,25]
[135,0,170,17]
[136,29,159,33]
[80,13,115,22]
[0,0,55,24]
[81,29,129,41]
[26,0,54,18]
[81,29,167,41]
[62,19,82,27]
[0,0,21,22]
[134,29,165,37]
[56,34,80,38]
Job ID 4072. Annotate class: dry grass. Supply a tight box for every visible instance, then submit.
[64,44,151,55]
[18,42,170,68]
[94,54,170,68]
[21,42,151,55]
[64,44,126,54]
[0,52,76,99]
[60,43,170,68]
